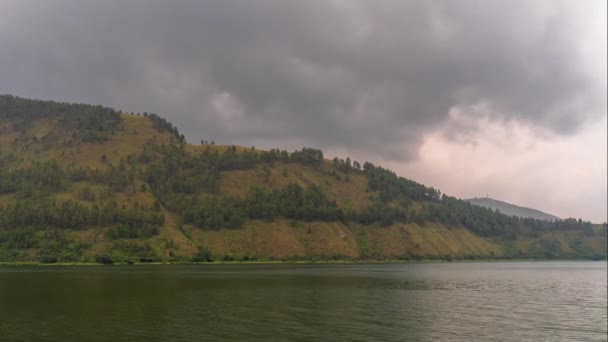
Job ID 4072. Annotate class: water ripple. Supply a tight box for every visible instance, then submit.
[0,261,605,341]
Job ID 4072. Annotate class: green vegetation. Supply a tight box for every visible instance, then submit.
[0,95,605,263]
[0,94,120,143]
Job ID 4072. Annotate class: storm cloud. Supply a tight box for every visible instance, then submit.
[0,0,605,220]
[1,0,604,155]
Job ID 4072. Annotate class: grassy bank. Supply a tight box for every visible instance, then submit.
[1,256,605,267]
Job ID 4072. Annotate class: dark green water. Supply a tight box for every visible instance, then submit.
[0,262,606,341]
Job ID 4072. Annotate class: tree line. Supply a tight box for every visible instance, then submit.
[0,94,121,143]
[0,199,163,237]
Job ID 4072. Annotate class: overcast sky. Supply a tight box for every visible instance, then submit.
[1,0,606,222]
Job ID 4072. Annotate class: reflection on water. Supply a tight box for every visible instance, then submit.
[0,262,606,341]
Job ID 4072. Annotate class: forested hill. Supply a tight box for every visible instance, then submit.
[0,95,606,264]
[466,198,560,221]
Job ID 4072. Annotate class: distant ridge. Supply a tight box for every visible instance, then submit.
[465,197,560,221]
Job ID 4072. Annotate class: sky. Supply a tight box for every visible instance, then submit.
[0,0,606,222]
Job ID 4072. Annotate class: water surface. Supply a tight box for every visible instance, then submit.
[1,262,606,341]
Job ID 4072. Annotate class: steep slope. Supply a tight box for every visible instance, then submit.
[0,95,605,263]
[466,198,560,221]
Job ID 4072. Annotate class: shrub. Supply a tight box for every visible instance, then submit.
[95,255,114,264]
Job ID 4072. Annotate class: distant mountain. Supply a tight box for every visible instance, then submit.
[465,197,560,221]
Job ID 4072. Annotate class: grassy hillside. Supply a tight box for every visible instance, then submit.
[466,197,560,221]
[0,95,605,263]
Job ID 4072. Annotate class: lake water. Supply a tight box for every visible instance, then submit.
[0,262,606,341]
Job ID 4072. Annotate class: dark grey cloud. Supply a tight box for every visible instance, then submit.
[0,0,604,160]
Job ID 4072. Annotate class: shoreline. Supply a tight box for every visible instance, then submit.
[1,258,605,267]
